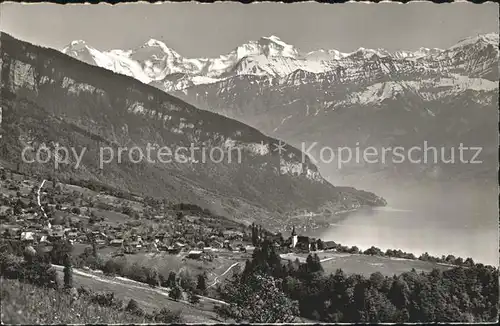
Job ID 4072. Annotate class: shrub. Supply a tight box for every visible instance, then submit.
[188,291,201,304]
[151,308,182,323]
[102,259,124,276]
[1,278,147,324]
[87,291,123,309]
[169,285,182,301]
[125,298,144,316]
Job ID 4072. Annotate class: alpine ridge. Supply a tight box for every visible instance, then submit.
[0,32,386,232]
[61,32,499,181]
[61,33,499,92]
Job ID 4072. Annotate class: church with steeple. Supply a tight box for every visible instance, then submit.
[291,226,298,248]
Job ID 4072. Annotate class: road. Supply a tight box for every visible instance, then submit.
[37,179,47,218]
[208,262,240,288]
[52,264,229,307]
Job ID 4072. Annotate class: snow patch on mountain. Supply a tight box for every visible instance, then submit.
[334,76,498,107]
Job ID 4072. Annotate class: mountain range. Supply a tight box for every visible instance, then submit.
[62,33,499,182]
[0,32,386,232]
[62,33,498,91]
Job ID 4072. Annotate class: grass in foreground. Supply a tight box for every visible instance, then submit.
[52,265,220,323]
[0,278,148,324]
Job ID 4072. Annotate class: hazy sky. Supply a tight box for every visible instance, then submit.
[1,2,498,57]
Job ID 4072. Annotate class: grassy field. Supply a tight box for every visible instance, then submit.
[61,184,145,212]
[0,278,148,324]
[51,266,221,323]
[111,251,250,284]
[91,208,130,224]
[72,242,117,258]
[281,251,453,277]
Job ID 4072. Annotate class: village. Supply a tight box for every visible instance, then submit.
[0,167,341,269]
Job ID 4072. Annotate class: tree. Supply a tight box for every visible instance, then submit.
[304,254,323,274]
[147,267,160,287]
[125,298,144,316]
[217,272,299,323]
[50,239,73,265]
[316,239,324,250]
[369,271,385,290]
[179,271,195,292]
[251,223,258,246]
[464,257,475,267]
[169,285,182,301]
[363,246,382,256]
[13,200,23,215]
[196,273,208,295]
[166,271,177,288]
[388,277,410,322]
[188,291,201,304]
[63,253,73,289]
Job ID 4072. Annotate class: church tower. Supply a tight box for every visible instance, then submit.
[291,226,298,248]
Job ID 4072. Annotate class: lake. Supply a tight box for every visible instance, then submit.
[314,176,498,266]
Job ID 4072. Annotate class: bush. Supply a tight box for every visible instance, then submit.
[126,262,148,283]
[151,308,182,323]
[87,291,123,309]
[102,259,124,276]
[188,291,201,304]
[125,298,144,316]
[2,256,59,289]
[49,240,73,265]
[147,268,160,287]
[179,271,195,292]
[169,285,182,301]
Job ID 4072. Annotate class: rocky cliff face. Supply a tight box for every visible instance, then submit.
[0,33,385,231]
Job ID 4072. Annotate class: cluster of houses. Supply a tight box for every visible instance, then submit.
[0,171,338,264]
[1,205,258,261]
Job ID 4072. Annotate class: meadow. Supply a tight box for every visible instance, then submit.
[281,251,453,276]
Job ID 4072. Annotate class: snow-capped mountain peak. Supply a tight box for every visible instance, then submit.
[61,32,499,92]
[63,40,90,53]
[262,35,284,43]
[145,38,165,47]
[141,38,180,55]
[450,33,499,50]
[69,40,87,48]
[231,35,300,60]
[347,47,387,59]
[62,40,102,66]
